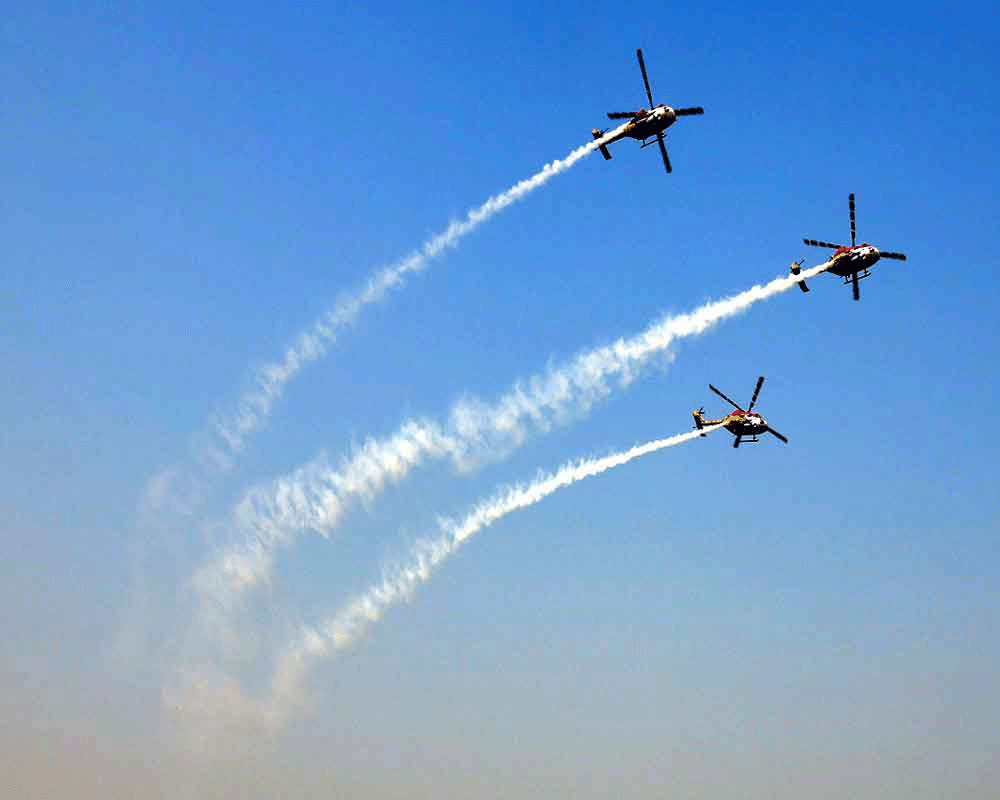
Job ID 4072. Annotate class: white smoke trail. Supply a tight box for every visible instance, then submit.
[211,123,630,458]
[265,424,722,720]
[197,261,829,612]
[142,125,630,521]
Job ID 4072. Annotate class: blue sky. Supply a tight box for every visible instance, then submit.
[2,2,999,797]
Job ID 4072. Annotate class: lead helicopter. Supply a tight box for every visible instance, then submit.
[692,377,788,449]
[590,48,704,174]
[791,193,907,300]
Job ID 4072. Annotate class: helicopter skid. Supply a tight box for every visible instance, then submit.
[841,268,872,285]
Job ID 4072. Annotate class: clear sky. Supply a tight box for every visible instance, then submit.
[3,2,999,797]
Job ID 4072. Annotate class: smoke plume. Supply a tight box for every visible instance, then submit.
[259,425,722,724]
[143,125,630,521]
[199,262,829,613]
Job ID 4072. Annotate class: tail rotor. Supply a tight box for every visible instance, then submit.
[790,258,810,292]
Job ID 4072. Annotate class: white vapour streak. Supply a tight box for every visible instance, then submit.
[145,124,631,516]
[143,127,628,527]
[212,124,628,458]
[266,425,722,719]
[198,261,829,613]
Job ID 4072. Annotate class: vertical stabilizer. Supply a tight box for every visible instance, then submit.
[592,128,613,160]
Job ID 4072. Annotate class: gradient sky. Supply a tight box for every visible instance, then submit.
[3,2,999,798]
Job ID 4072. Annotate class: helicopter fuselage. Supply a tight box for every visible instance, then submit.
[606,105,677,144]
[720,410,770,439]
[693,409,770,439]
[827,244,881,278]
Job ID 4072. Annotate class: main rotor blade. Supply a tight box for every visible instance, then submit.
[880,250,907,260]
[733,434,743,449]
[766,427,788,444]
[849,192,856,246]
[709,383,743,411]
[852,272,860,301]
[607,111,637,119]
[747,376,765,412]
[803,238,844,249]
[657,133,672,173]
[673,106,704,116]
[636,48,654,107]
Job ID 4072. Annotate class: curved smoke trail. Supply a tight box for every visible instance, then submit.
[257,425,722,723]
[195,262,829,614]
[143,125,630,519]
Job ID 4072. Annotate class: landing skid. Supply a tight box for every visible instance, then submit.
[841,268,872,285]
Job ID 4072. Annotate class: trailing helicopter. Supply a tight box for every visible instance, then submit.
[792,193,907,300]
[591,48,704,174]
[692,377,788,449]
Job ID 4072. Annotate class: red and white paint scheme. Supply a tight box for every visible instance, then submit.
[792,193,907,300]
[692,377,788,449]
[590,48,703,174]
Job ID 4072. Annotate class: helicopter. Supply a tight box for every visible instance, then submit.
[692,376,788,449]
[591,48,704,174]
[792,193,907,300]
